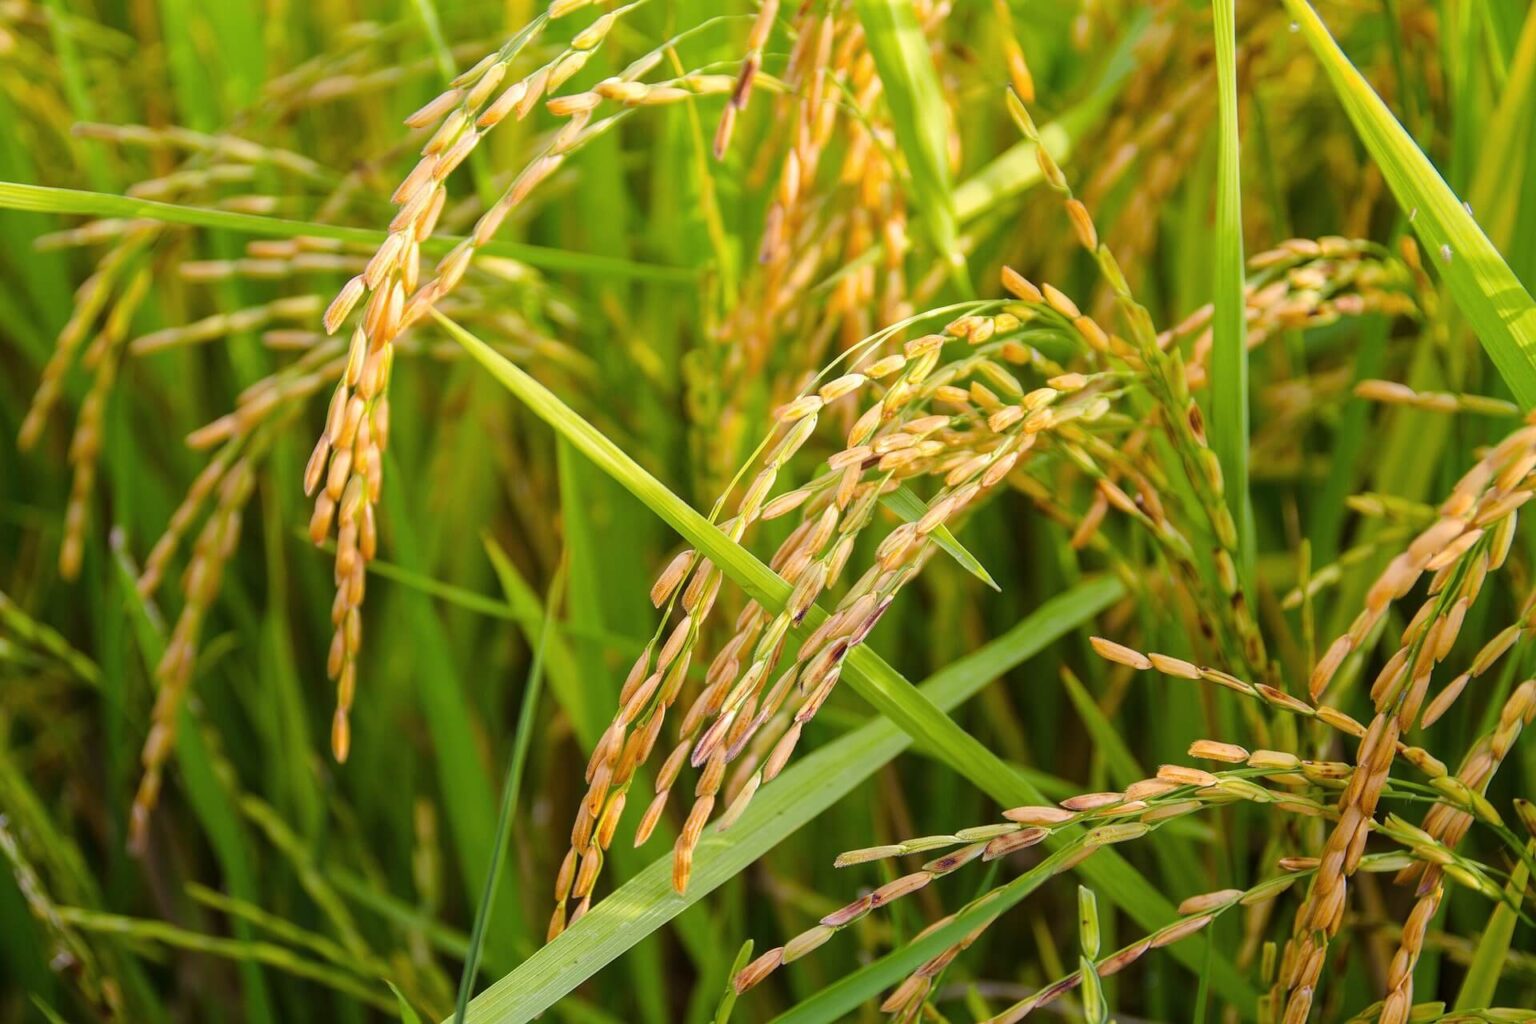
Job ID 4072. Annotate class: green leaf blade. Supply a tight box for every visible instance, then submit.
[880,487,1000,591]
[440,578,1123,1023]
[1284,0,1536,407]
[854,0,968,291]
[1210,0,1252,578]
[439,313,1257,1018]
[0,181,696,283]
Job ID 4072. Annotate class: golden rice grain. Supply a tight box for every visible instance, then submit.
[1188,740,1249,764]
[1148,652,1201,679]
[1089,636,1152,670]
[732,947,784,994]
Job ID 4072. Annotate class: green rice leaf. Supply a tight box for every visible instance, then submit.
[381,460,521,944]
[438,577,1123,1024]
[56,905,392,1011]
[452,569,561,1023]
[392,983,425,1024]
[711,940,754,1024]
[1454,845,1532,1009]
[481,536,605,747]
[881,486,1000,591]
[854,0,967,291]
[0,181,696,283]
[1283,0,1536,407]
[768,841,1090,1024]
[29,998,72,1024]
[438,313,1258,1018]
[40,0,113,191]
[1209,0,1252,577]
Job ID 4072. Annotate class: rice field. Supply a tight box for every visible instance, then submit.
[4,1,1536,1022]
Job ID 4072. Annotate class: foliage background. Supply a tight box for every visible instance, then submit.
[3,1,1536,1022]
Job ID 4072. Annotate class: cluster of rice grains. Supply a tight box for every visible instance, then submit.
[14,161,318,849]
[547,270,1137,939]
[731,410,1536,1022]
[14,15,586,844]
[1050,1,1390,320]
[702,0,918,486]
[305,0,688,759]
[691,0,1046,504]
[711,86,1533,1024]
[304,0,942,761]
[16,1,1536,1019]
[1269,422,1536,1024]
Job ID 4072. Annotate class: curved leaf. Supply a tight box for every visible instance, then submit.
[1283,0,1536,406]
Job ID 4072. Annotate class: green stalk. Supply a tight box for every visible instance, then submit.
[453,570,562,1022]
[1209,0,1252,581]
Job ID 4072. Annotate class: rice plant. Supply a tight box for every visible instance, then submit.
[4,1,1536,1022]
